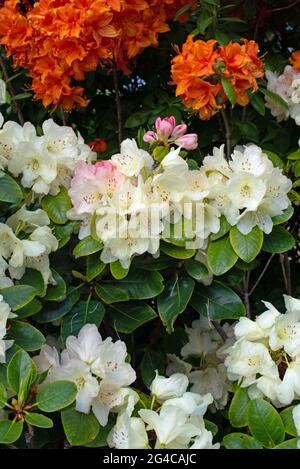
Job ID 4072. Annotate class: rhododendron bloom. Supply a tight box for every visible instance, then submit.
[150,372,189,402]
[0,295,17,363]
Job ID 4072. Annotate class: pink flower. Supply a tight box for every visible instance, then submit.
[69,160,124,215]
[171,124,187,139]
[143,131,158,144]
[155,116,176,139]
[175,133,198,150]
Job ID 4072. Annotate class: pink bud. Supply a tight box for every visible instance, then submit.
[155,116,175,138]
[175,133,198,150]
[93,160,115,174]
[143,131,158,144]
[171,124,187,139]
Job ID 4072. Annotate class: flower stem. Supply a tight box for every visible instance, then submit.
[112,62,123,147]
[220,108,231,159]
[0,52,24,125]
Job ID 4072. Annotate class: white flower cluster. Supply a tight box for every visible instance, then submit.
[34,324,137,427]
[265,65,300,125]
[0,206,58,288]
[0,295,16,363]
[224,295,300,407]
[68,138,292,268]
[0,113,95,195]
[166,317,233,411]
[109,372,219,449]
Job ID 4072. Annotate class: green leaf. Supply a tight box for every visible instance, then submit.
[86,254,105,282]
[287,148,300,160]
[210,216,230,241]
[14,92,32,100]
[61,407,100,446]
[0,420,23,444]
[16,298,42,319]
[44,270,66,301]
[174,1,194,19]
[21,269,45,296]
[272,206,294,225]
[274,438,299,449]
[41,185,72,224]
[110,269,164,300]
[107,301,157,333]
[263,149,284,169]
[0,173,23,203]
[190,281,246,320]
[124,111,151,128]
[0,285,36,311]
[207,235,238,275]
[184,259,209,280]
[110,261,129,279]
[280,406,298,437]
[36,288,80,323]
[141,348,165,388]
[61,300,105,341]
[160,241,195,259]
[95,284,129,304]
[228,387,250,427]
[7,349,36,402]
[223,433,262,449]
[250,92,265,116]
[25,413,53,429]
[204,419,218,436]
[73,236,103,257]
[263,226,295,253]
[36,381,77,412]
[261,88,289,110]
[8,320,45,351]
[247,399,285,448]
[230,226,264,263]
[221,76,237,105]
[0,383,8,409]
[157,274,194,333]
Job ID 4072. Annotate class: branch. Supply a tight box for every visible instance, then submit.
[0,54,24,125]
[280,253,292,295]
[243,272,251,318]
[212,320,228,342]
[221,108,231,159]
[249,254,275,296]
[112,62,123,147]
[60,105,67,126]
[271,0,300,13]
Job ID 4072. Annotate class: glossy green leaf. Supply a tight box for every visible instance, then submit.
[61,407,100,446]
[141,348,165,388]
[110,261,129,279]
[8,320,45,351]
[228,387,250,428]
[44,270,66,301]
[0,173,23,203]
[73,236,103,257]
[223,433,262,449]
[61,300,105,341]
[190,281,246,320]
[221,76,237,105]
[41,186,72,224]
[263,226,295,253]
[95,284,129,304]
[207,235,238,275]
[247,399,285,448]
[0,383,7,409]
[157,274,194,333]
[230,226,264,263]
[36,288,80,323]
[160,241,195,259]
[86,254,105,281]
[0,285,36,311]
[36,381,77,412]
[111,269,164,300]
[25,413,54,428]
[272,206,294,225]
[0,420,23,444]
[280,406,298,437]
[21,269,45,296]
[107,301,157,333]
[184,259,209,280]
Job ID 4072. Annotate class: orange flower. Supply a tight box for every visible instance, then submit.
[0,0,195,109]
[291,50,300,72]
[171,36,264,120]
[88,138,108,153]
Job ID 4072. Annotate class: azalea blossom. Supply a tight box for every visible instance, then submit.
[0,295,17,363]
[143,116,198,150]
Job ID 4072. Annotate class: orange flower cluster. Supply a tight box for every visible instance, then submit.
[0,0,192,110]
[291,50,300,72]
[171,36,264,120]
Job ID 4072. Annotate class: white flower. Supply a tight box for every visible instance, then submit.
[65,324,103,369]
[230,145,272,176]
[0,118,36,168]
[269,309,300,358]
[292,405,300,436]
[33,344,60,375]
[0,79,6,105]
[6,206,50,232]
[234,304,280,341]
[50,358,99,414]
[162,391,213,417]
[225,340,278,386]
[150,372,189,403]
[92,384,138,426]
[139,406,199,449]
[201,144,231,178]
[0,295,17,363]
[108,413,149,449]
[189,365,229,410]
[111,138,153,177]
[227,173,266,211]
[166,354,193,376]
[276,361,300,405]
[181,317,222,359]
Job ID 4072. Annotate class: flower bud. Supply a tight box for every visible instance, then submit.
[143,131,157,144]
[155,116,175,138]
[175,133,198,150]
[171,123,187,139]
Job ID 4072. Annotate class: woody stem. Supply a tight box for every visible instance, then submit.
[112,62,123,147]
[221,108,231,159]
[0,53,24,125]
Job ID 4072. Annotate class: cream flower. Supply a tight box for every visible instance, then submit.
[150,372,189,403]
